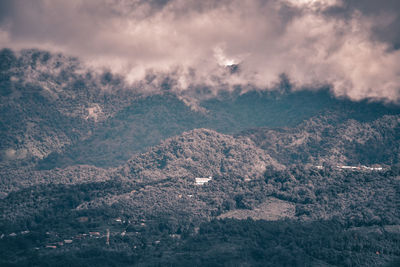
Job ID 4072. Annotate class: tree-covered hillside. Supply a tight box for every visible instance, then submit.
[1,159,399,266]
[2,48,400,266]
[241,114,400,165]
[1,127,400,266]
[3,48,400,170]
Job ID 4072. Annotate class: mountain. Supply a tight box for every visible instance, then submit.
[0,48,138,168]
[40,89,400,169]
[3,48,400,171]
[37,93,210,169]
[241,114,400,165]
[1,126,399,266]
[117,128,282,182]
[0,128,280,196]
[1,48,400,266]
[2,124,400,227]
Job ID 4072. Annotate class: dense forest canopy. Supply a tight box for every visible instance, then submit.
[1,49,400,266]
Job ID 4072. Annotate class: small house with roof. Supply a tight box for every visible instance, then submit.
[195,176,212,185]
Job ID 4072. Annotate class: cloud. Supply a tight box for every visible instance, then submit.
[1,0,399,102]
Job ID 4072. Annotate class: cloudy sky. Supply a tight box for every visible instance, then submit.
[1,0,400,102]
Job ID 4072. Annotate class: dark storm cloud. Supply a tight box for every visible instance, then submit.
[0,0,399,102]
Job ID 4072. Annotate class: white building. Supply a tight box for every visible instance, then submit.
[195,176,212,185]
[337,165,359,170]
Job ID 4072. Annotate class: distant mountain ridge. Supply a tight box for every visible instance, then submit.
[241,114,400,165]
[2,48,400,172]
[37,89,400,169]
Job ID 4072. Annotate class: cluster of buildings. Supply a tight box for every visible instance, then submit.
[338,165,383,171]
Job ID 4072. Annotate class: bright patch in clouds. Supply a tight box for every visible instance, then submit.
[213,46,242,67]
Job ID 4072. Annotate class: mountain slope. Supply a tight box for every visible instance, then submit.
[3,48,400,171]
[37,89,400,169]
[1,125,399,266]
[0,48,138,168]
[241,114,400,165]
[117,128,282,182]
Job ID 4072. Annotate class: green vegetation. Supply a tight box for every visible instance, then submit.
[1,162,399,266]
[2,48,400,266]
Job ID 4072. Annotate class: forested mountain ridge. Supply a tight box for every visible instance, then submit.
[4,113,400,197]
[2,125,400,228]
[1,48,400,266]
[118,128,282,182]
[1,142,399,266]
[241,114,400,165]
[41,90,400,169]
[0,128,281,196]
[3,49,400,171]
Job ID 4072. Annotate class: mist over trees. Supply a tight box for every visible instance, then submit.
[1,49,400,266]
